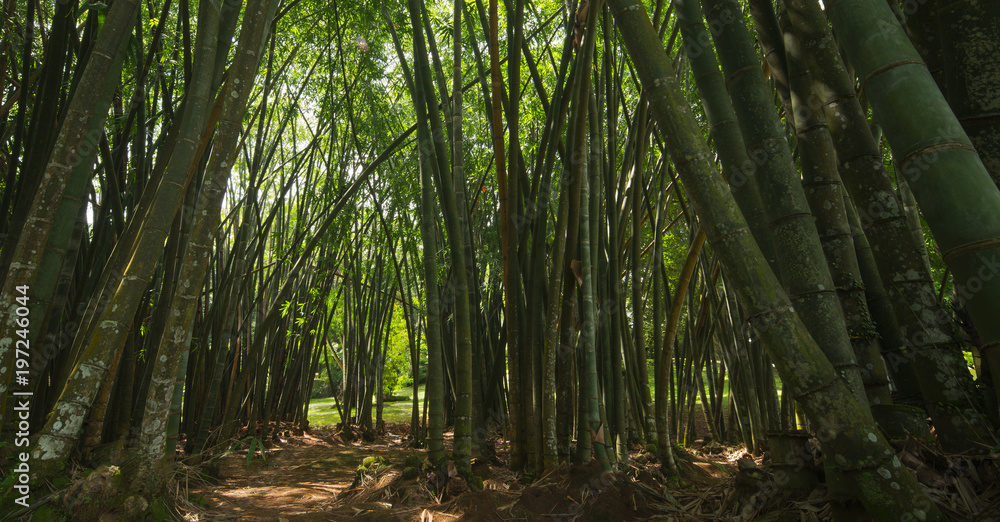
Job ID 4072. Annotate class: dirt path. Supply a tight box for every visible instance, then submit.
[181,425,736,522]
[181,425,1000,521]
[181,423,742,521]
[188,427,416,521]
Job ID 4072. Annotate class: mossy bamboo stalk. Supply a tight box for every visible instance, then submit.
[137,0,279,466]
[0,0,139,429]
[781,15,892,406]
[580,141,612,472]
[605,0,943,516]
[789,0,997,450]
[29,0,215,478]
[675,0,776,275]
[449,0,474,474]
[701,0,868,408]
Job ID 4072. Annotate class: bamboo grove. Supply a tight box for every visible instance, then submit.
[0,0,998,517]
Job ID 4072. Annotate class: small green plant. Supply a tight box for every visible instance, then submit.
[222,436,268,465]
[246,437,267,464]
[711,462,734,476]
[359,455,387,469]
[149,498,171,521]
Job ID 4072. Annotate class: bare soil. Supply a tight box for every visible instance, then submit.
[177,423,1000,521]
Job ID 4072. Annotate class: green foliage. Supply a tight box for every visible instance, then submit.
[351,455,391,488]
[311,372,338,398]
[360,455,387,468]
[29,505,66,521]
[382,305,416,396]
[247,438,267,465]
[222,436,268,465]
[148,498,171,521]
[313,344,343,399]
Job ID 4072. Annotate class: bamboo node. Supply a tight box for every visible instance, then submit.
[941,237,1000,265]
[980,340,1000,357]
[858,58,925,96]
[790,374,839,401]
[745,305,794,331]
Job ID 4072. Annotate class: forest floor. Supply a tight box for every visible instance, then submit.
[173,419,1000,521]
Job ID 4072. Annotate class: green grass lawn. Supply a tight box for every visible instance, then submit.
[646,359,735,406]
[308,384,426,427]
[310,360,748,429]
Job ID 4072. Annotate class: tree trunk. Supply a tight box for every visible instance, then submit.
[29,0,219,477]
[0,0,139,429]
[605,1,943,517]
[701,0,868,408]
[781,11,892,407]
[793,0,997,450]
[137,0,279,468]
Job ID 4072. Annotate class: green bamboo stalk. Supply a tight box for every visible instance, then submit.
[0,0,139,429]
[675,0,777,275]
[449,0,474,475]
[521,27,577,473]
[580,134,612,472]
[897,176,933,277]
[29,0,220,478]
[605,1,943,517]
[542,46,596,469]
[487,0,525,472]
[781,14,892,406]
[658,227,705,446]
[790,0,996,451]
[398,0,447,468]
[540,112,574,469]
[701,0,868,408]
[629,108,656,445]
[746,0,791,117]
[602,14,629,464]
[137,0,279,467]
[651,182,668,465]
